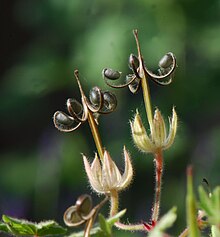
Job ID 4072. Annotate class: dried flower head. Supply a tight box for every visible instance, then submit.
[53,70,117,133]
[130,108,177,153]
[83,147,133,194]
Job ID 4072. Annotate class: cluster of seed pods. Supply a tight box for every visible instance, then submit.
[103,51,176,94]
[53,70,117,132]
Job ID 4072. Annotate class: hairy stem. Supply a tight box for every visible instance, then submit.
[109,190,145,231]
[152,149,163,222]
[87,110,104,161]
[110,189,119,217]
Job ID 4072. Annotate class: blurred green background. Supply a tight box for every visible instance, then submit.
[1,0,220,236]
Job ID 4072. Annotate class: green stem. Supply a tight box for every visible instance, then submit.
[152,149,163,222]
[87,111,104,161]
[141,73,153,129]
[109,190,145,231]
[133,29,153,129]
[186,166,200,237]
[110,189,119,217]
[74,70,104,161]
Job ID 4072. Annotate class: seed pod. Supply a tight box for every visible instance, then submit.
[63,205,85,227]
[102,68,121,80]
[125,74,135,84]
[89,87,102,106]
[53,111,75,132]
[129,54,139,70]
[102,91,117,111]
[63,194,94,227]
[76,194,93,220]
[67,98,83,116]
[125,74,140,94]
[159,53,173,69]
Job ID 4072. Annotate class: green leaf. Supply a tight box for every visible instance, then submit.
[212,187,220,223]
[66,210,126,237]
[2,215,37,235]
[98,214,111,237]
[198,186,213,216]
[0,222,11,234]
[36,220,67,236]
[198,186,220,225]
[186,167,200,237]
[211,225,220,237]
[66,226,101,237]
[2,215,66,236]
[107,209,126,227]
[148,207,177,237]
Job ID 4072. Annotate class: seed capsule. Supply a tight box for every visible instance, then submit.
[89,87,102,106]
[102,68,121,80]
[76,194,93,219]
[126,74,140,94]
[63,194,94,227]
[102,91,117,111]
[67,98,83,116]
[159,53,173,68]
[54,112,73,126]
[129,54,139,70]
[64,205,84,226]
[53,111,75,131]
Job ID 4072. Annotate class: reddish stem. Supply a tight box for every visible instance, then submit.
[152,149,163,222]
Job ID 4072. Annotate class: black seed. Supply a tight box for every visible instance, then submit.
[103,91,117,110]
[55,112,73,126]
[129,54,139,70]
[67,99,82,115]
[89,87,101,105]
[103,68,121,80]
[159,53,173,68]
